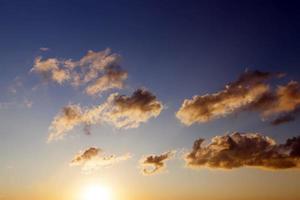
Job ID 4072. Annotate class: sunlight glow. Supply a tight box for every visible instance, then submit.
[81,184,112,200]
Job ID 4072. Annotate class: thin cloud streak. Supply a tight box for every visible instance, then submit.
[70,147,131,173]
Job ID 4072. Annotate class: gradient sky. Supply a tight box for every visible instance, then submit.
[1,1,300,200]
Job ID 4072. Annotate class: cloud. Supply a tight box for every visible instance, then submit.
[3,77,34,110]
[185,132,300,170]
[23,98,33,108]
[176,70,274,125]
[8,76,23,94]
[102,89,163,129]
[40,47,50,51]
[47,103,106,141]
[70,147,131,172]
[48,89,163,141]
[251,81,300,120]
[31,48,127,95]
[271,114,296,125]
[85,68,128,96]
[48,104,84,141]
[31,57,70,84]
[71,147,100,164]
[176,70,300,126]
[140,151,175,175]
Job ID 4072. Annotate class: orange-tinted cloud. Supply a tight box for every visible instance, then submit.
[251,81,300,122]
[85,68,127,96]
[31,57,70,84]
[71,147,100,164]
[176,70,275,125]
[185,132,300,170]
[48,89,163,141]
[140,151,175,175]
[48,104,84,141]
[103,89,163,129]
[31,48,127,95]
[70,147,131,172]
[176,70,299,126]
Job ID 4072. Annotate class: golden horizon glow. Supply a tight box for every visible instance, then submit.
[80,184,112,200]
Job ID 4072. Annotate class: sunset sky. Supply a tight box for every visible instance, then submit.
[1,1,300,200]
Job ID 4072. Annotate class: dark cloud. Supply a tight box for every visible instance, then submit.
[176,70,299,126]
[185,132,300,170]
[271,113,296,126]
[140,151,175,175]
[252,81,300,121]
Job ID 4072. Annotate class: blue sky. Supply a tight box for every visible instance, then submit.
[1,1,300,200]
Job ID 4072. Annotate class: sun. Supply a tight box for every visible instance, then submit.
[81,184,112,200]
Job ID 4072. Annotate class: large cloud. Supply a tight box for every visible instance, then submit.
[185,132,300,170]
[140,151,175,175]
[48,89,163,141]
[31,48,127,95]
[70,147,131,172]
[176,70,299,125]
[176,70,274,125]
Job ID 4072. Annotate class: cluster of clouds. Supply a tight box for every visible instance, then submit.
[31,48,127,96]
[35,50,299,142]
[70,147,131,172]
[70,147,177,175]
[69,131,300,174]
[28,49,300,175]
[48,89,163,141]
[185,132,300,169]
[29,48,164,141]
[176,70,300,126]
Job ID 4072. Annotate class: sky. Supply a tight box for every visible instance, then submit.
[0,0,300,200]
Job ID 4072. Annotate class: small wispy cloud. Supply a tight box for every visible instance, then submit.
[40,47,50,51]
[70,147,131,173]
[140,151,176,175]
[8,76,24,95]
[23,98,33,108]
